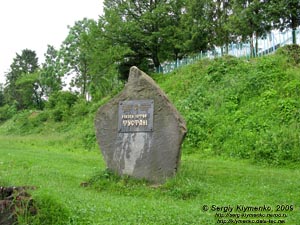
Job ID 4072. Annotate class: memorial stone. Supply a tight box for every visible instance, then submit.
[95,66,187,183]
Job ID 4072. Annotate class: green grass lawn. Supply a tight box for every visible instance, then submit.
[0,135,299,225]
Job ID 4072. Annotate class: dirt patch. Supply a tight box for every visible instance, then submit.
[0,186,36,225]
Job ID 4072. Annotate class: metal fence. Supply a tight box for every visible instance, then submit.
[157,27,300,74]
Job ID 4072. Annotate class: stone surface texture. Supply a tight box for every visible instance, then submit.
[95,66,187,183]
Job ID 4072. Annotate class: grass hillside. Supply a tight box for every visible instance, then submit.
[155,45,300,166]
[3,45,300,165]
[0,45,300,224]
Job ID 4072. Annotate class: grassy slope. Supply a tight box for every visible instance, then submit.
[1,47,300,224]
[155,50,300,165]
[1,46,300,165]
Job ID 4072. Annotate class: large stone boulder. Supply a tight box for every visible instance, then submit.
[95,66,187,183]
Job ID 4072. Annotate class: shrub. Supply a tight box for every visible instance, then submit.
[72,99,90,117]
[46,91,79,122]
[46,91,78,110]
[0,104,17,122]
[276,44,300,65]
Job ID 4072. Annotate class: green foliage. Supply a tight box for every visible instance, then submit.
[276,44,300,65]
[5,49,40,110]
[15,72,45,110]
[71,98,89,116]
[3,0,298,113]
[1,48,300,165]
[61,18,96,97]
[271,0,300,44]
[179,0,210,53]
[0,92,110,150]
[46,91,78,122]
[61,18,129,100]
[0,83,4,107]
[230,0,271,49]
[1,111,48,134]
[155,49,300,165]
[40,45,64,96]
[0,104,17,122]
[103,0,189,74]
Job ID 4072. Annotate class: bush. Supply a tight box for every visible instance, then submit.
[72,99,90,117]
[158,54,300,165]
[46,91,79,122]
[46,91,78,110]
[276,44,300,65]
[0,104,17,122]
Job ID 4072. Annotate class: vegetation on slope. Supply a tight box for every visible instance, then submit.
[157,45,300,165]
[1,45,300,166]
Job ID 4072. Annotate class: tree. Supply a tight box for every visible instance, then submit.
[40,45,64,97]
[270,0,300,44]
[15,72,44,110]
[230,0,272,56]
[103,0,187,73]
[61,17,130,100]
[208,0,233,55]
[180,0,210,53]
[0,83,4,107]
[5,49,40,109]
[61,18,94,97]
[81,17,130,100]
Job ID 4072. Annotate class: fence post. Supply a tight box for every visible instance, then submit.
[272,32,275,53]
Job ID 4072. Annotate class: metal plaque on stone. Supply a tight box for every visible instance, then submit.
[118,100,154,133]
